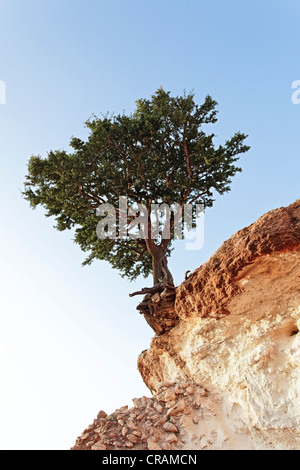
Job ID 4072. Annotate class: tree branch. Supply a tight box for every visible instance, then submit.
[183,122,192,178]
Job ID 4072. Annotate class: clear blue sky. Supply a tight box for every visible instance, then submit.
[0,0,299,450]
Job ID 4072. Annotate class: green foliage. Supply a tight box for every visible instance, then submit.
[23,88,250,281]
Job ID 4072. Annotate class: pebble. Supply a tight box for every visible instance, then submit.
[167,399,185,416]
[147,437,161,450]
[153,416,168,427]
[127,434,139,444]
[166,433,178,444]
[161,390,176,402]
[154,403,164,414]
[162,421,179,433]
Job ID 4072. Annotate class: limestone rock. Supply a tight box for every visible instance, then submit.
[72,199,300,451]
[162,421,179,433]
[167,399,186,416]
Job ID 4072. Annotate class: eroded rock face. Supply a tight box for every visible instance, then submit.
[175,198,300,321]
[72,199,300,450]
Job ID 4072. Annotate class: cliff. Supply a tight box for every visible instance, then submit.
[71,199,300,450]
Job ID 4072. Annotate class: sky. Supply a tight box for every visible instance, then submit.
[0,0,299,450]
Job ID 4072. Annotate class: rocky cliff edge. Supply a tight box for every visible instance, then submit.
[72,199,300,450]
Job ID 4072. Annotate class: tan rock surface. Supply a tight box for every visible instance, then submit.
[72,199,300,450]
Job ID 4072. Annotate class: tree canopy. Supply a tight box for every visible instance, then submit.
[23,88,250,283]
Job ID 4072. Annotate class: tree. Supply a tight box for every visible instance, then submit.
[23,88,250,291]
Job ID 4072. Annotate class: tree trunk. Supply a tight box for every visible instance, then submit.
[145,235,174,286]
[130,239,176,335]
[152,248,174,286]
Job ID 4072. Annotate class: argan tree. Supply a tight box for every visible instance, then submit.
[23,88,249,322]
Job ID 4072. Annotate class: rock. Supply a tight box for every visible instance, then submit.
[137,200,300,450]
[181,383,190,389]
[153,402,164,414]
[166,433,178,444]
[91,442,107,450]
[112,440,122,447]
[180,415,193,429]
[159,389,176,402]
[174,385,182,395]
[126,418,137,430]
[151,414,161,422]
[115,405,128,414]
[79,433,89,443]
[165,400,177,409]
[192,414,202,425]
[153,416,168,427]
[167,399,186,416]
[132,396,149,408]
[162,422,179,433]
[147,437,161,450]
[126,434,139,444]
[156,381,174,392]
[72,200,300,451]
[161,442,174,450]
[150,427,162,439]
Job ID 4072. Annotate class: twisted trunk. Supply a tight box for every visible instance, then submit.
[146,237,173,286]
[129,227,176,335]
[152,249,173,285]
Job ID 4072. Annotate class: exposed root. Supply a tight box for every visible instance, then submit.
[129,282,178,335]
